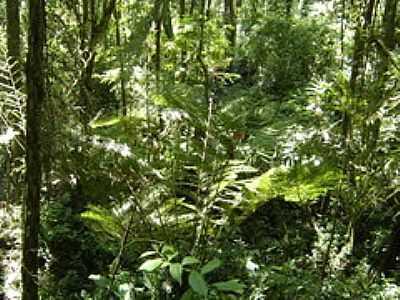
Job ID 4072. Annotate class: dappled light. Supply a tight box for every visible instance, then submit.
[1,0,400,299]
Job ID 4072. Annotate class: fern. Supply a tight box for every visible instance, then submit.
[81,205,124,241]
[0,50,25,150]
[246,163,341,209]
[0,49,26,200]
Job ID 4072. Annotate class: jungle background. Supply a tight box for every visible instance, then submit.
[1,0,400,299]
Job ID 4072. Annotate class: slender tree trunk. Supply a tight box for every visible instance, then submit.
[349,0,375,93]
[190,0,197,14]
[6,0,20,66]
[115,7,127,115]
[198,0,209,104]
[79,0,90,124]
[373,0,399,272]
[367,0,398,148]
[79,0,117,123]
[348,0,376,260]
[155,1,162,89]
[381,0,398,72]
[179,0,187,79]
[163,0,174,39]
[224,0,236,48]
[5,0,22,204]
[345,0,376,144]
[286,0,293,16]
[23,0,46,299]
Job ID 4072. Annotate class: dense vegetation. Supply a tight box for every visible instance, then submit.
[0,0,400,299]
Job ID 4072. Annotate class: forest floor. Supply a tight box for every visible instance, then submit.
[0,204,21,300]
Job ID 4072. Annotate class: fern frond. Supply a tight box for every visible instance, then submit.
[0,51,26,150]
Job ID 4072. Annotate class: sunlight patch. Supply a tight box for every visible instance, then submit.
[0,128,18,145]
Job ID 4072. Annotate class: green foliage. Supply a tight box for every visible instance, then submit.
[0,49,25,199]
[248,258,400,300]
[3,0,400,299]
[0,54,25,146]
[241,15,334,96]
[248,163,341,205]
[81,205,123,241]
[41,193,114,299]
[136,245,245,299]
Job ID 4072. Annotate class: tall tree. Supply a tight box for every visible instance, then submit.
[23,0,46,299]
[115,5,127,115]
[6,0,20,65]
[5,0,22,204]
[224,0,237,48]
[380,0,398,72]
[154,0,163,88]
[78,0,117,123]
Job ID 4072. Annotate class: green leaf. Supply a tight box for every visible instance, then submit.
[169,263,183,285]
[248,163,341,205]
[161,245,176,256]
[200,258,222,275]
[189,271,208,296]
[139,250,157,259]
[182,256,200,266]
[212,279,245,294]
[89,116,121,128]
[180,289,194,300]
[162,246,178,261]
[88,274,109,288]
[138,258,163,272]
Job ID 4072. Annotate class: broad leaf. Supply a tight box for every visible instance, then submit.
[212,279,245,294]
[169,263,183,285]
[189,271,208,296]
[200,258,222,275]
[182,256,200,266]
[180,289,195,300]
[139,251,157,259]
[139,258,163,272]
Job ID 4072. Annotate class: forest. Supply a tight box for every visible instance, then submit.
[0,0,400,299]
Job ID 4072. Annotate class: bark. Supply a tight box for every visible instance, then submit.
[373,1,399,271]
[378,215,400,274]
[6,0,20,66]
[344,0,376,143]
[79,0,117,122]
[5,0,22,204]
[381,0,398,72]
[349,0,375,93]
[286,0,293,16]
[22,0,46,299]
[115,8,127,115]
[367,0,398,147]
[179,0,188,80]
[154,0,162,88]
[224,0,236,48]
[198,0,209,104]
[348,0,376,259]
[89,0,117,49]
[163,0,174,39]
[190,0,197,14]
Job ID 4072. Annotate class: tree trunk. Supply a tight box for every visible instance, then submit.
[381,0,398,72]
[6,0,20,66]
[179,0,187,79]
[224,0,236,48]
[79,0,117,123]
[348,0,376,259]
[115,8,127,116]
[154,0,162,88]
[23,0,46,299]
[5,0,22,204]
